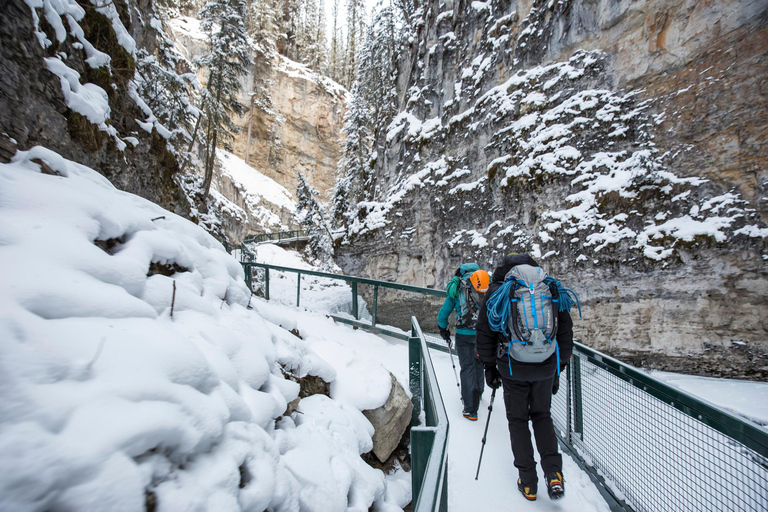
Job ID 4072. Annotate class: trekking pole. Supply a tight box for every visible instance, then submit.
[446,337,461,394]
[475,387,497,480]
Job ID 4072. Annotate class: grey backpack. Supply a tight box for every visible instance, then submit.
[503,264,559,364]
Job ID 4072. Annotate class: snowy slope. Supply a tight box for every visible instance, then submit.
[218,150,296,212]
[212,149,297,234]
[649,371,768,429]
[0,147,408,511]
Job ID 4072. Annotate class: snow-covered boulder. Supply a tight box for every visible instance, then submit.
[363,373,413,464]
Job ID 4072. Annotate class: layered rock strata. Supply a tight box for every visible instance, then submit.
[337,0,768,376]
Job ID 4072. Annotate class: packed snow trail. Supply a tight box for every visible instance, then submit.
[427,344,611,511]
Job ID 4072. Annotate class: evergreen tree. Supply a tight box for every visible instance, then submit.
[357,6,400,129]
[392,0,416,27]
[296,172,334,266]
[304,0,327,71]
[197,0,252,197]
[134,12,199,170]
[328,0,341,82]
[332,7,406,230]
[278,0,301,59]
[331,82,371,228]
[344,0,366,86]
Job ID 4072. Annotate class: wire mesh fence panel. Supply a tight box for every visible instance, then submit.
[551,372,569,440]
[567,351,768,512]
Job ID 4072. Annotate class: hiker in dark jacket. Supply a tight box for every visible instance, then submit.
[476,253,574,501]
[438,263,490,421]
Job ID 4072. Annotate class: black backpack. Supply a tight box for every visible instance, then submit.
[456,275,481,330]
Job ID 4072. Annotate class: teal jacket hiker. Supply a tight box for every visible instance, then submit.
[438,262,481,335]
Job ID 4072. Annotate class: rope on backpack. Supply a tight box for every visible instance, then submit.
[485,278,516,338]
[543,277,582,319]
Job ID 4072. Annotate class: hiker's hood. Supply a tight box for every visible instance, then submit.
[491,254,539,281]
[457,262,480,277]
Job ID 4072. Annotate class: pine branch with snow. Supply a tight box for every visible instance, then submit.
[197,0,252,197]
[332,83,373,233]
[297,172,334,267]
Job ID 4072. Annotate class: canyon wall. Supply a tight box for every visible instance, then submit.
[170,18,347,242]
[336,0,768,377]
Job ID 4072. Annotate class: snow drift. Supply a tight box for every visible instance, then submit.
[0,147,408,511]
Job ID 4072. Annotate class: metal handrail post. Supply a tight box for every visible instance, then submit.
[566,361,572,446]
[573,356,583,439]
[409,333,422,425]
[296,272,301,307]
[372,285,379,327]
[352,282,359,320]
[265,267,270,301]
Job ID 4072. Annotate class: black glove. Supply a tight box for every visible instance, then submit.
[439,327,451,344]
[484,363,502,389]
[552,373,560,396]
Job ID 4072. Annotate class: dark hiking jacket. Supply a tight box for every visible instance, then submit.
[476,254,574,381]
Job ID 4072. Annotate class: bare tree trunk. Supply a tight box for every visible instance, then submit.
[179,113,202,173]
[202,118,214,196]
[245,108,253,164]
[246,63,257,163]
[247,0,253,33]
[202,73,224,197]
[202,128,218,196]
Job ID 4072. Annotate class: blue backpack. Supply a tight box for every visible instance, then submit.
[486,264,580,373]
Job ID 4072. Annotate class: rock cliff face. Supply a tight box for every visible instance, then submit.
[169,18,347,241]
[232,56,347,201]
[337,0,768,377]
[0,0,190,216]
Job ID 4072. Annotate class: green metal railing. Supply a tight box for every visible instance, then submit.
[409,317,449,512]
[552,345,768,512]
[242,262,452,353]
[241,259,768,511]
[242,261,450,511]
[242,230,308,246]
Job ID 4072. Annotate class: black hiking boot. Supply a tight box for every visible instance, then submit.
[546,471,565,500]
[517,479,537,501]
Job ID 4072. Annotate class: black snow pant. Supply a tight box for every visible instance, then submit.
[456,333,484,415]
[502,377,562,484]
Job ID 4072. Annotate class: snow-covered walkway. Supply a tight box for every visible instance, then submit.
[251,243,612,510]
[423,344,611,511]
